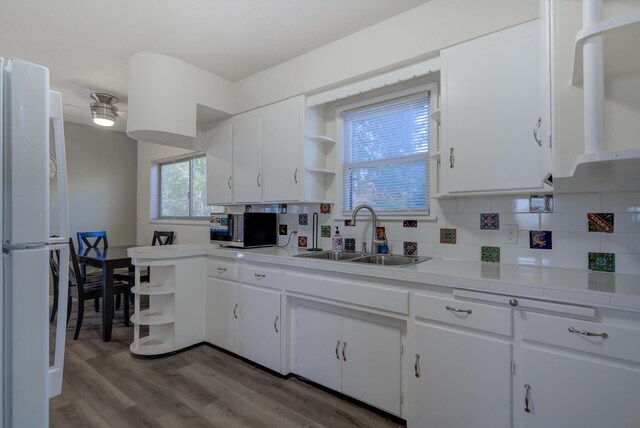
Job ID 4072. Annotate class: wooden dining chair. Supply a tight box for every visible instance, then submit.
[68,238,131,340]
[76,231,111,312]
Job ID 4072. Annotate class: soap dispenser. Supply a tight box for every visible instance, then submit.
[332,226,344,251]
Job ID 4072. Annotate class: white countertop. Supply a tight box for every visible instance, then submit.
[128,244,640,310]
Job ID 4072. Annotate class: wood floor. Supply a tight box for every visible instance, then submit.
[50,301,405,427]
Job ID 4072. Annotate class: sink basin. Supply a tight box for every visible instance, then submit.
[294,250,368,261]
[349,254,432,267]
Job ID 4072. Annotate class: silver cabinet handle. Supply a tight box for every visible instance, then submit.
[294,168,298,184]
[335,340,341,360]
[524,384,531,413]
[446,305,472,315]
[568,326,608,339]
[509,298,519,307]
[414,354,421,378]
[233,303,238,319]
[217,267,227,272]
[274,315,279,333]
[254,273,266,279]
[257,173,261,187]
[449,147,455,168]
[342,341,347,361]
[227,176,232,189]
[533,117,542,147]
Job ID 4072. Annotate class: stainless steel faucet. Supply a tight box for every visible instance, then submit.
[351,204,385,254]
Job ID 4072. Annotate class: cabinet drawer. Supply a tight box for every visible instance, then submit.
[522,312,640,364]
[207,259,238,281]
[241,265,282,290]
[414,294,512,336]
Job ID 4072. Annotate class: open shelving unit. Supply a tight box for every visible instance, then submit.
[130,263,176,356]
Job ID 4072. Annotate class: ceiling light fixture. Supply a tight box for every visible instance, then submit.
[90,92,119,127]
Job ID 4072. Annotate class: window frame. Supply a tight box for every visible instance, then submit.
[157,153,209,220]
[336,83,438,219]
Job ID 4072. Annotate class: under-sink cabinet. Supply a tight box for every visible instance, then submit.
[293,304,403,416]
[412,294,513,428]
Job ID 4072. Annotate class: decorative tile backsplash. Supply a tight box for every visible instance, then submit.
[480,213,500,230]
[404,241,418,256]
[529,230,552,250]
[481,246,500,263]
[298,214,308,225]
[403,220,418,228]
[440,228,457,244]
[320,225,331,238]
[279,224,288,235]
[589,252,615,272]
[529,194,554,213]
[587,213,614,233]
[268,191,640,274]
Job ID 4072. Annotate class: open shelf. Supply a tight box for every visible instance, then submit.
[129,336,174,356]
[572,11,640,85]
[131,309,175,326]
[307,167,336,174]
[305,135,336,144]
[131,283,175,295]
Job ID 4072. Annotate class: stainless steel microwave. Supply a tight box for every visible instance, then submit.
[210,213,277,248]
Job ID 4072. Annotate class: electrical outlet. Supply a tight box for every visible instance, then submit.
[505,225,518,244]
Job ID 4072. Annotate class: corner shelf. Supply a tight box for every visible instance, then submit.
[131,283,175,295]
[131,309,175,326]
[129,336,174,356]
[572,11,640,85]
[305,135,336,144]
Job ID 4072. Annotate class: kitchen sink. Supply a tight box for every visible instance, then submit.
[294,251,431,267]
[349,254,432,267]
[294,250,368,261]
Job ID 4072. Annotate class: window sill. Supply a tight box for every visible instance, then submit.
[333,215,438,222]
[150,219,209,226]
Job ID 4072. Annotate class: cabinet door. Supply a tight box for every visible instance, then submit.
[442,19,547,194]
[239,285,281,372]
[293,306,342,391]
[232,113,262,202]
[341,316,402,416]
[205,277,239,354]
[414,323,512,428]
[262,97,302,202]
[206,122,233,204]
[522,346,640,428]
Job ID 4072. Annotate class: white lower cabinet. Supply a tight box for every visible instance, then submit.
[293,305,402,416]
[205,277,239,354]
[239,284,281,372]
[413,324,513,428]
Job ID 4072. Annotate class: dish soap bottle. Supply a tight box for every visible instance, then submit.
[332,226,344,251]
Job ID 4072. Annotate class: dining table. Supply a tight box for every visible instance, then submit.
[76,245,134,342]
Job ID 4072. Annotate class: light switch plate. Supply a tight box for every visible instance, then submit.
[505,225,518,244]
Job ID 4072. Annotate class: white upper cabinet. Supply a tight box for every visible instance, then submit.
[206,121,233,205]
[232,112,263,203]
[262,97,302,202]
[440,19,551,195]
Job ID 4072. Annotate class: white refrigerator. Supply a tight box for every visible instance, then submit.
[1,57,70,427]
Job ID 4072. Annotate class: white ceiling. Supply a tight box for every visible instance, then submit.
[1,0,430,132]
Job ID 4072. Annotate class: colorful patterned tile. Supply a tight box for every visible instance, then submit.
[403,241,418,256]
[587,213,614,233]
[344,219,355,227]
[298,214,308,225]
[403,220,418,228]
[440,228,457,244]
[345,238,356,252]
[320,203,331,214]
[480,213,500,230]
[245,204,253,213]
[529,194,554,213]
[279,224,288,236]
[588,252,615,272]
[297,236,308,248]
[278,204,287,214]
[376,226,386,240]
[481,246,500,263]
[529,230,552,249]
[320,225,331,238]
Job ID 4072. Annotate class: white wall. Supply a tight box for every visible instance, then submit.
[63,122,137,246]
[136,141,212,246]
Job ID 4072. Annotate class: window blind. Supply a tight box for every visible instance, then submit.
[342,92,430,213]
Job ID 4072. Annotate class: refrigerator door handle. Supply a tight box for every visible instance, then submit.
[49,91,70,244]
[48,243,69,397]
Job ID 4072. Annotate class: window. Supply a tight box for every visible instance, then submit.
[158,154,209,218]
[341,91,430,214]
